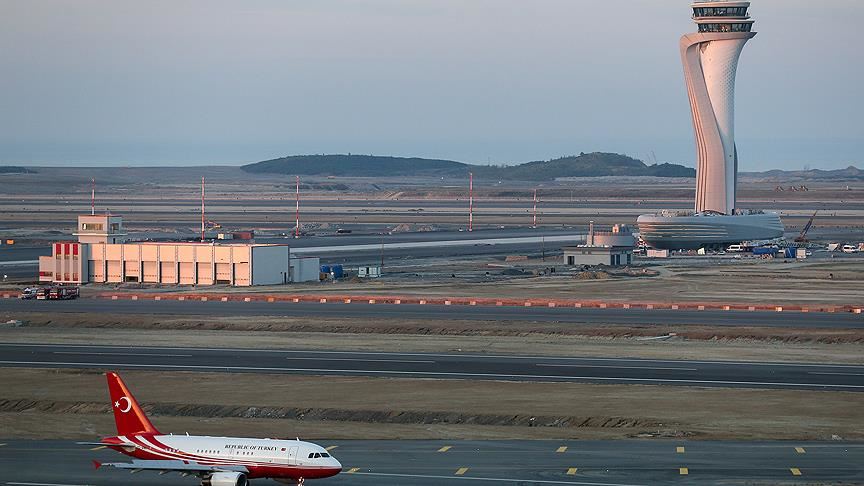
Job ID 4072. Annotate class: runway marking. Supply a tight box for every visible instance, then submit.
[676,446,685,453]
[8,343,864,370]
[808,372,864,376]
[351,471,648,486]
[53,352,192,358]
[325,445,338,451]
[439,446,453,452]
[7,483,93,486]
[286,357,436,364]
[346,467,360,474]
[795,447,806,454]
[567,468,578,475]
[2,360,863,390]
[538,364,698,372]
[790,468,802,476]
[557,446,568,453]
[455,467,469,475]
[679,468,688,475]
[89,445,106,451]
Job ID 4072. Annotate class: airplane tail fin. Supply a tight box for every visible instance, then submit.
[106,372,160,436]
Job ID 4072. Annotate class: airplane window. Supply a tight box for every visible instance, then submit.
[321,453,330,457]
[314,453,321,458]
[308,453,314,458]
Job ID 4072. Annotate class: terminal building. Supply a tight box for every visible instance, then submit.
[38,215,319,286]
[563,223,635,267]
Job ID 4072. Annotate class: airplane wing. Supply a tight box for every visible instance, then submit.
[95,459,248,474]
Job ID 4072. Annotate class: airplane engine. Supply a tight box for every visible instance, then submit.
[202,472,249,486]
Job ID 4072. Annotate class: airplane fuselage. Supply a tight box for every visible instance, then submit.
[103,433,341,480]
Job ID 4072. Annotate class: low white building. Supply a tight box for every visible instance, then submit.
[38,215,319,286]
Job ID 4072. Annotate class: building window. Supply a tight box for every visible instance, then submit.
[82,223,104,231]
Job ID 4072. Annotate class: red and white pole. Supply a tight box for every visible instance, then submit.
[201,176,206,242]
[532,188,537,228]
[91,178,95,216]
[468,172,474,232]
[295,175,301,238]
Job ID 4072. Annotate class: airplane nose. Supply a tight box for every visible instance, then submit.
[332,457,342,470]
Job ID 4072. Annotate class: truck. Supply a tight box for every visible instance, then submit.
[46,286,80,300]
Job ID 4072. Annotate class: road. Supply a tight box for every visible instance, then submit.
[1,440,861,485]
[3,298,864,329]
[1,343,862,391]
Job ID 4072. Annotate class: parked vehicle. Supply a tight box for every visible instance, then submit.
[726,244,745,252]
[18,287,38,299]
[50,286,79,300]
[36,287,50,300]
[842,244,858,254]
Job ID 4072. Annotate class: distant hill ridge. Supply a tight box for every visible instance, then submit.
[242,152,696,180]
[0,166,36,174]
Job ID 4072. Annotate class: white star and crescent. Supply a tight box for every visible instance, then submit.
[114,396,132,413]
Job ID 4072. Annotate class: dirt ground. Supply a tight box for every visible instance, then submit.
[2,368,861,442]
[2,314,864,364]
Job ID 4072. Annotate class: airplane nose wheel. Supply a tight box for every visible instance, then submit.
[297,478,305,486]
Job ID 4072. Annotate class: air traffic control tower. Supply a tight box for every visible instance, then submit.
[683,1,755,215]
[637,1,784,249]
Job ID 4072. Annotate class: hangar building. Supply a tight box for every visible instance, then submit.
[38,215,319,286]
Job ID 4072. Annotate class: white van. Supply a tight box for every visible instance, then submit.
[727,244,745,252]
[842,244,857,254]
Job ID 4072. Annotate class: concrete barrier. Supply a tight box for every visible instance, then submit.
[319,298,327,303]
[646,304,653,310]
[444,300,451,306]
[111,295,118,300]
[697,305,705,311]
[775,306,783,312]
[154,296,161,301]
[131,295,138,301]
[200,297,208,302]
[369,299,376,304]
[419,300,426,305]
[470,300,477,306]
[623,303,630,309]
[2,294,10,299]
[244,297,251,302]
[722,305,730,311]
[394,299,401,305]
[671,304,679,310]
[854,308,862,315]
[178,296,185,301]
[599,303,607,309]
[548,302,556,308]
[344,298,351,304]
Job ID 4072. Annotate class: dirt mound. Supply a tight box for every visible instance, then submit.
[0,399,661,430]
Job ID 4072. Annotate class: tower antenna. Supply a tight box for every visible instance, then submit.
[468,172,474,232]
[91,178,95,216]
[295,176,301,239]
[532,188,538,229]
[201,176,206,242]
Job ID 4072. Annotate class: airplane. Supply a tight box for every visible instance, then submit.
[84,372,342,486]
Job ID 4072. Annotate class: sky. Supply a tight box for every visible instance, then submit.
[1,0,861,170]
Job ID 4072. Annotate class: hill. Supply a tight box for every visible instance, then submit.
[0,166,36,174]
[242,154,466,177]
[242,152,695,180]
[743,166,864,181]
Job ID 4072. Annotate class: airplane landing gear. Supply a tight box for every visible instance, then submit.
[297,478,305,486]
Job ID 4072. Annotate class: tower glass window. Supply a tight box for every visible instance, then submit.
[693,7,749,18]
[697,23,753,33]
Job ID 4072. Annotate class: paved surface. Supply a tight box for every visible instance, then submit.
[3,298,864,329]
[1,343,862,391]
[1,439,862,485]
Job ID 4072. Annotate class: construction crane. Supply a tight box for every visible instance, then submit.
[795,211,817,243]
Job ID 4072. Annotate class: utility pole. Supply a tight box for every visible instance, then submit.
[200,176,206,242]
[532,188,538,229]
[91,178,95,215]
[468,172,474,232]
[295,176,301,238]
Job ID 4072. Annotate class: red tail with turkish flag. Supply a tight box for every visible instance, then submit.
[106,372,160,436]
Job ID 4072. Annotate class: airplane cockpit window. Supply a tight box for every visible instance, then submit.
[321,453,330,457]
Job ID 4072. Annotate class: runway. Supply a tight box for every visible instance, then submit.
[1,440,862,485]
[1,343,862,391]
[3,298,864,329]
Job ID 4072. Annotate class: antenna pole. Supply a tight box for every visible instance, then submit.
[201,176,205,242]
[295,176,300,238]
[91,178,95,216]
[532,188,537,228]
[468,172,474,232]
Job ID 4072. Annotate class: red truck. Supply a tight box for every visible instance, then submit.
[45,286,80,300]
